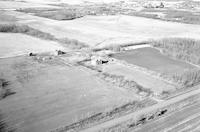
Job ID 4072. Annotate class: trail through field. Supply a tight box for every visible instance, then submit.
[81,86,200,132]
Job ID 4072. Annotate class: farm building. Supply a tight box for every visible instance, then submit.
[91,56,109,65]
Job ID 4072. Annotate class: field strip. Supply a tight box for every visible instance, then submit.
[80,87,200,132]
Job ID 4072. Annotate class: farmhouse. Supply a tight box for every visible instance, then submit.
[91,56,109,65]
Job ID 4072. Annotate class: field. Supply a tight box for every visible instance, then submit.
[4,10,200,48]
[1,0,200,132]
[0,33,65,58]
[0,56,139,132]
[112,47,197,75]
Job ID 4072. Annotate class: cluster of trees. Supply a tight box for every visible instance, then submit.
[152,38,200,65]
[171,69,200,87]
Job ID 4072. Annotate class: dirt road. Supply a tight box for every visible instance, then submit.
[81,86,200,132]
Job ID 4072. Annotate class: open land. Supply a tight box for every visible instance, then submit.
[1,0,200,132]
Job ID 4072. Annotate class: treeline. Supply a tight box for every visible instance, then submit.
[151,38,200,65]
